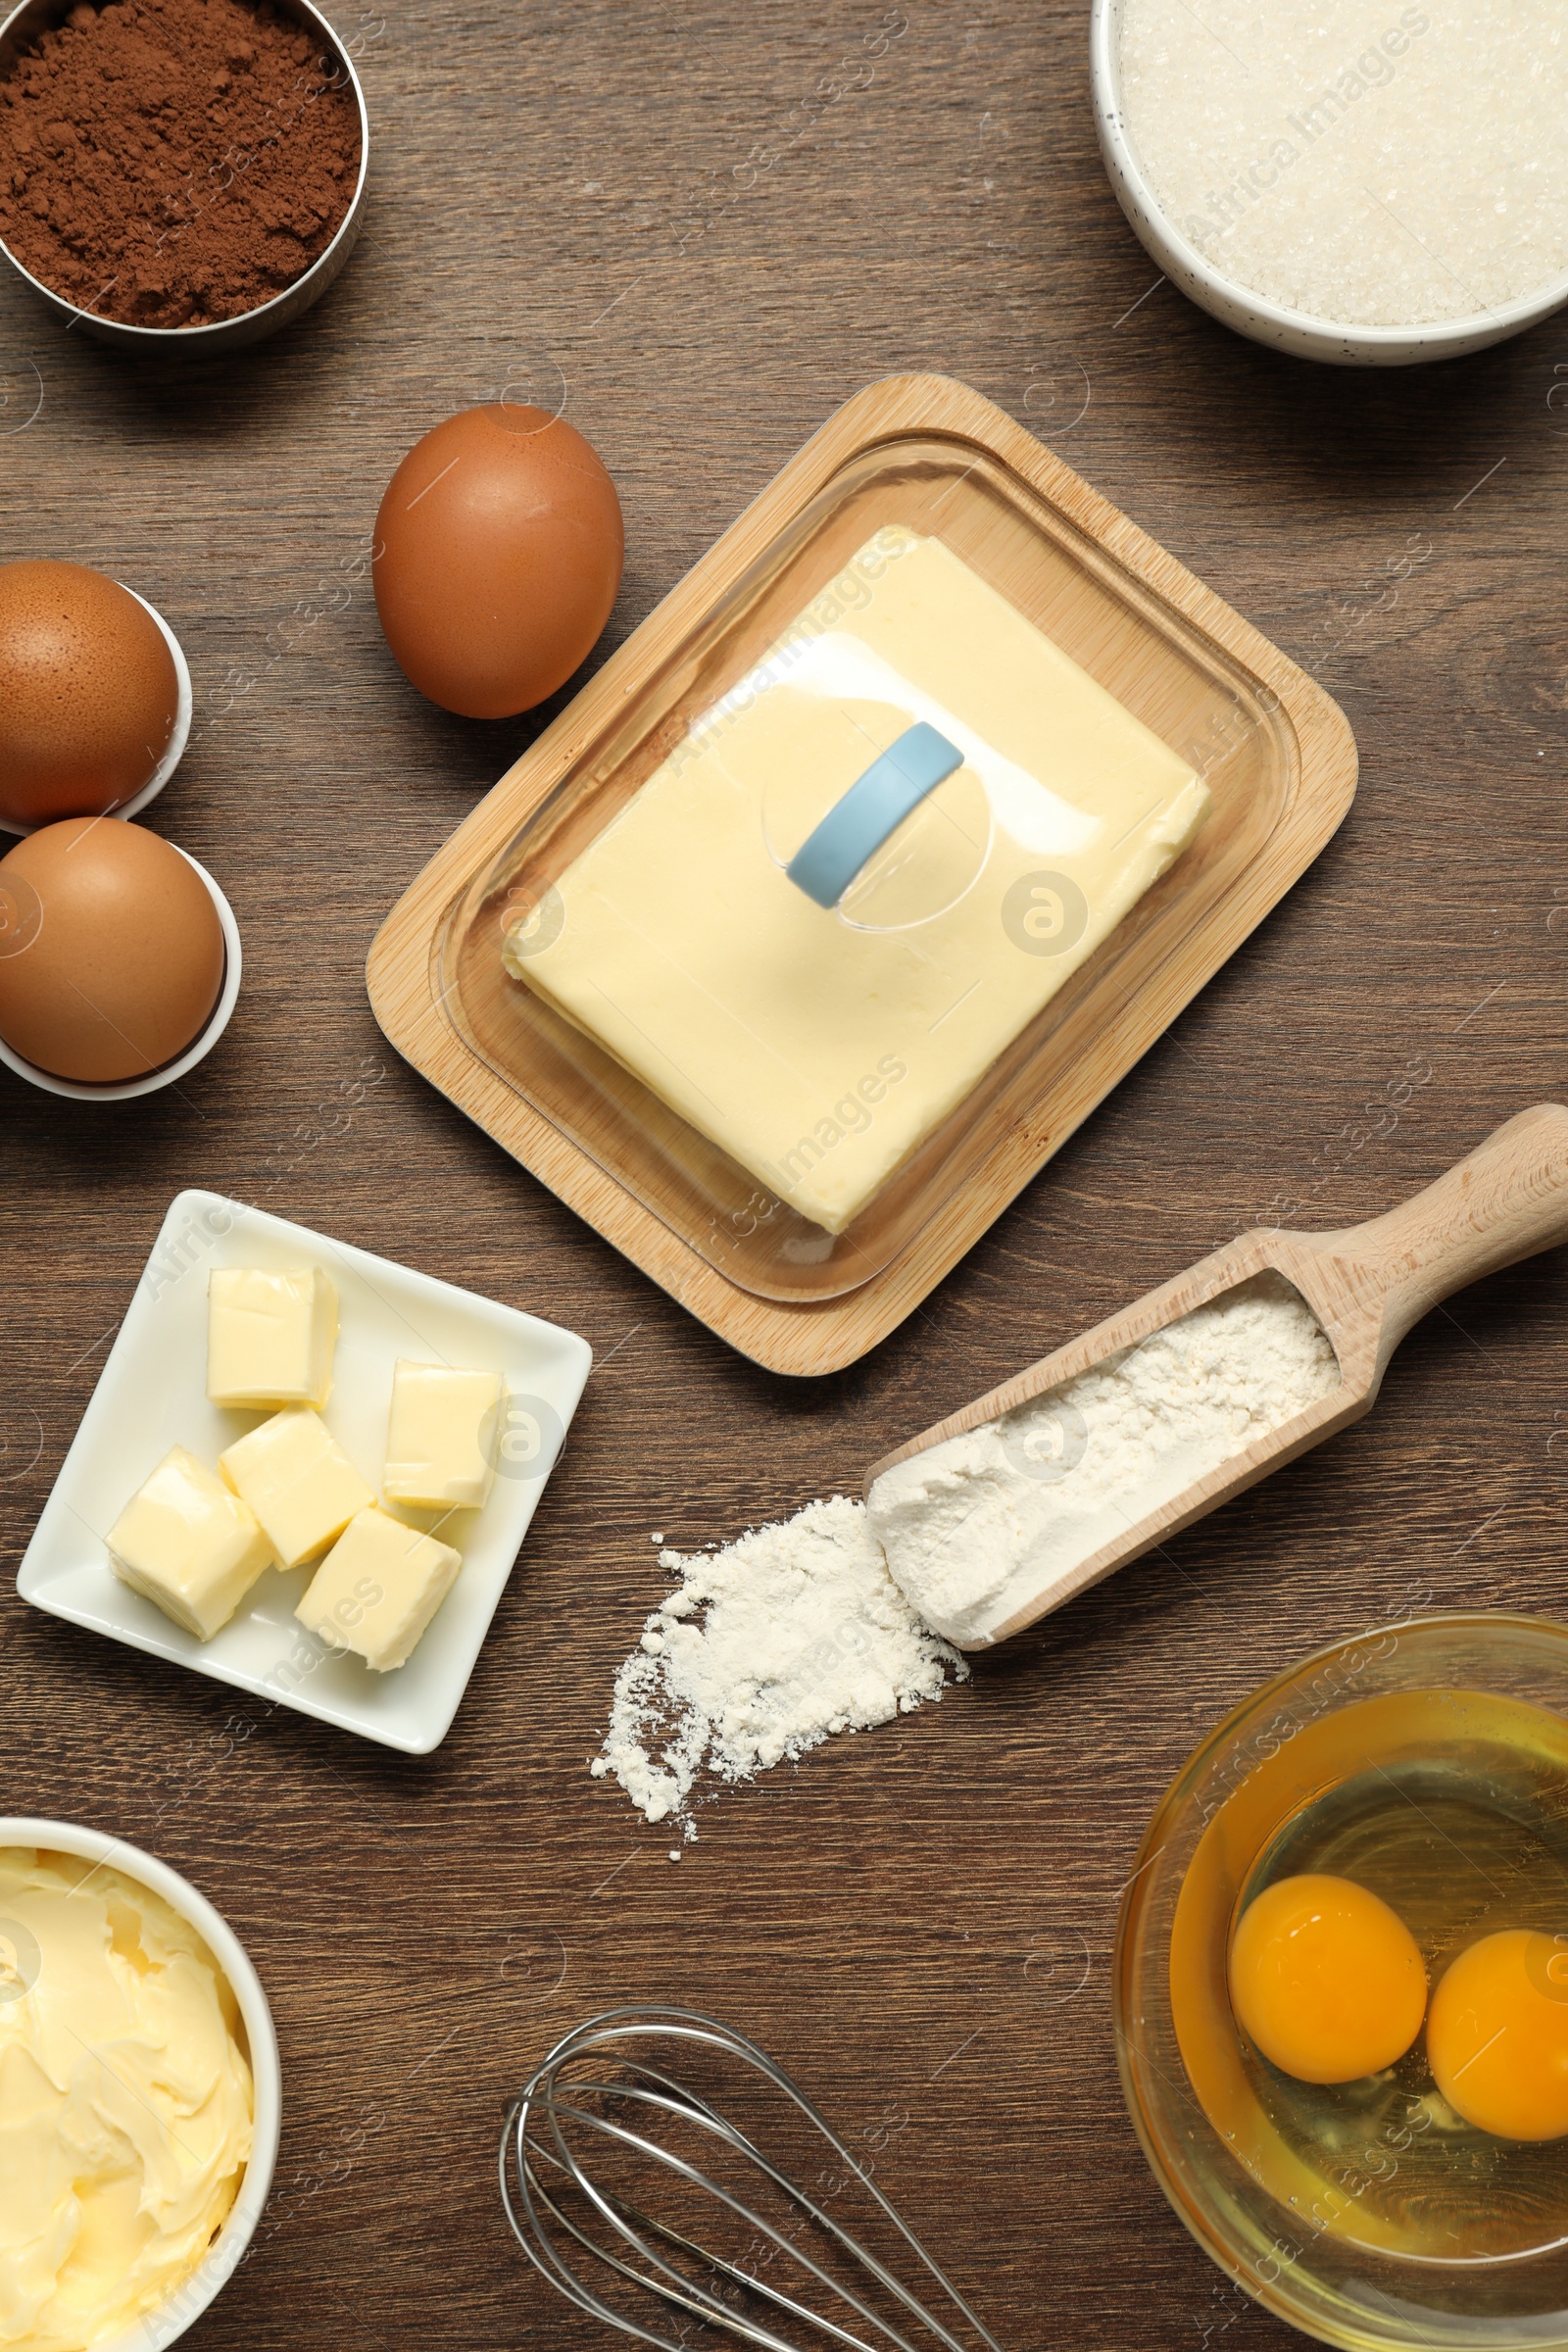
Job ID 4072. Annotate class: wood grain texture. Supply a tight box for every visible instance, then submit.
[368,372,1356,1375]
[3,4,1568,2350]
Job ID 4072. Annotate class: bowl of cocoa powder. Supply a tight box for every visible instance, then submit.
[0,0,367,347]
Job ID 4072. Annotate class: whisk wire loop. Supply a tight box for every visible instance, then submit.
[500,2007,1004,2352]
[522,2126,886,2352]
[507,2084,808,2352]
[510,2134,732,2350]
[538,2087,941,2352]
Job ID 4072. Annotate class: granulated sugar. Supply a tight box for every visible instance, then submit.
[1118,1,1568,327]
[867,1274,1340,1647]
[590,1496,967,1829]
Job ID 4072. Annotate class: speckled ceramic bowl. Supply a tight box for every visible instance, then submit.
[1089,0,1568,367]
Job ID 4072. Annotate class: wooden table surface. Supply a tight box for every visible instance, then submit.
[4,3,1568,2347]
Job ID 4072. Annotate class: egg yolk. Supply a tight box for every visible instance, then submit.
[1426,1929,1568,2141]
[1228,1873,1427,2083]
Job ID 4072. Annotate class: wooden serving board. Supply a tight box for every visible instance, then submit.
[366,374,1357,1378]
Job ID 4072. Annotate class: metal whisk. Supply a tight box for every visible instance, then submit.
[499,2007,1004,2352]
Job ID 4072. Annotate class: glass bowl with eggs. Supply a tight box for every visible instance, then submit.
[1114,1612,1568,2350]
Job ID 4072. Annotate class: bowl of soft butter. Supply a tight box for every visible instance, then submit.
[0,1817,280,2351]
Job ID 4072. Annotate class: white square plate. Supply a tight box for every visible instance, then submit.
[17,1191,592,1754]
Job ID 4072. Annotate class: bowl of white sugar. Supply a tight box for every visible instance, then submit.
[1092,0,1568,365]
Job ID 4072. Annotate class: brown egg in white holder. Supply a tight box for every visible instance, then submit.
[0,577,193,837]
[108,589,193,827]
[0,847,242,1102]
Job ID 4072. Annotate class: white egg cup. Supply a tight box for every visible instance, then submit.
[0,847,242,1102]
[0,584,193,839]
[0,1815,281,2352]
[1089,0,1568,367]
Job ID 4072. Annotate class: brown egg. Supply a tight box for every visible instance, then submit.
[372,405,624,719]
[0,562,180,831]
[0,818,224,1083]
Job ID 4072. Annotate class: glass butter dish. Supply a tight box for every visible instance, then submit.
[368,376,1356,1376]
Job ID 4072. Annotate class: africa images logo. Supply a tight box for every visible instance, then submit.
[1001,871,1089,958]
[486,1394,565,1484]
[1181,9,1431,252]
[0,871,41,960]
[0,1918,40,2006]
[760,1055,908,1198]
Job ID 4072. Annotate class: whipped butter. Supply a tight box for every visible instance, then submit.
[0,1847,253,2350]
[505,526,1209,1233]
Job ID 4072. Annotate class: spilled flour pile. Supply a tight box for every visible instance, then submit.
[591,1495,967,1829]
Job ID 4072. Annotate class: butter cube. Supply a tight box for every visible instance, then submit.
[108,1446,275,1641]
[220,1408,374,1571]
[383,1361,503,1511]
[296,1505,462,1672]
[208,1266,338,1410]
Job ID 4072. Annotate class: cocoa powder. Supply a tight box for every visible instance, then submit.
[0,0,360,328]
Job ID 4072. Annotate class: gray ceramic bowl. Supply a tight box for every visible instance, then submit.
[0,0,368,351]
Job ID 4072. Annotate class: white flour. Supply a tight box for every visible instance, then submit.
[591,1495,967,1828]
[866,1274,1340,1646]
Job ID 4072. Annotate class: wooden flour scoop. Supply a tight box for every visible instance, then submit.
[865,1104,1568,1648]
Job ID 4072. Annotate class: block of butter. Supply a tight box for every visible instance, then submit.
[220,1407,375,1571]
[505,527,1209,1234]
[108,1445,275,1641]
[297,1505,462,1672]
[208,1265,338,1410]
[383,1361,503,1511]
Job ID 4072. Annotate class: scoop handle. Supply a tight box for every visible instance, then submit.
[1348,1103,1568,1350]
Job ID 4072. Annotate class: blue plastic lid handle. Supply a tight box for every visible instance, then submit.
[784,722,964,910]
